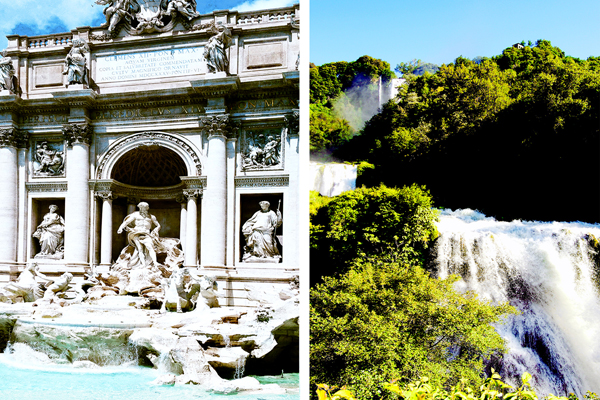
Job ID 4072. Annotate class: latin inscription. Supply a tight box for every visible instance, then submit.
[22,114,69,124]
[96,47,207,83]
[235,98,298,110]
[93,105,204,121]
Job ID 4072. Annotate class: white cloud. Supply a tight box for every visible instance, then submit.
[233,0,296,12]
[0,0,102,48]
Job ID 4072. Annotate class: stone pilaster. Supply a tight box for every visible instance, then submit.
[63,123,91,264]
[183,189,201,267]
[226,136,237,267]
[16,130,29,263]
[96,191,114,266]
[200,115,229,268]
[0,128,18,263]
[284,111,300,267]
[176,194,188,253]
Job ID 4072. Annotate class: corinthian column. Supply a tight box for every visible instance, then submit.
[63,123,92,264]
[184,189,201,267]
[0,128,18,263]
[200,114,228,268]
[96,191,113,266]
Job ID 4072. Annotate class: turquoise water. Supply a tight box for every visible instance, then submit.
[0,354,299,400]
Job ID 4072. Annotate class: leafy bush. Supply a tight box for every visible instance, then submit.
[310,254,517,399]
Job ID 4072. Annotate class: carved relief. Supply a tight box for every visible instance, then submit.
[63,123,92,146]
[0,50,19,94]
[241,129,282,170]
[63,39,90,87]
[33,141,65,177]
[204,25,233,74]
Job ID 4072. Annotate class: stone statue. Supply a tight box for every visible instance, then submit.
[161,269,219,312]
[63,39,89,87]
[203,25,233,74]
[33,205,65,259]
[42,272,74,300]
[3,263,50,302]
[165,0,199,20]
[96,0,140,34]
[242,201,282,262]
[34,142,65,176]
[117,201,164,268]
[0,50,18,94]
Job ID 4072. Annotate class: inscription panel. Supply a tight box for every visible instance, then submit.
[247,43,284,69]
[34,65,64,88]
[96,47,207,83]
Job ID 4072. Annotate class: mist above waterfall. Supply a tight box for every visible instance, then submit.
[431,209,600,397]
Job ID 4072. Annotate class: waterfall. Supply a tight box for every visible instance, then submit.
[431,209,600,397]
[310,161,357,197]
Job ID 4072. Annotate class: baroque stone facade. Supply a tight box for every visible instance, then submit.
[0,3,300,307]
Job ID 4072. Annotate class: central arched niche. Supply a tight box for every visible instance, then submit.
[108,145,189,261]
[111,145,187,187]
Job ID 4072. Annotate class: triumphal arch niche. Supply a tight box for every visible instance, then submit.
[0,1,300,307]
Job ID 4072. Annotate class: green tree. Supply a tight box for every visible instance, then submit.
[310,103,354,153]
[310,253,517,400]
[310,185,439,279]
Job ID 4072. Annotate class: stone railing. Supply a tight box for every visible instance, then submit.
[237,7,296,25]
[28,34,73,48]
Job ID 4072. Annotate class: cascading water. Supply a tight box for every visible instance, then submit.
[431,209,600,397]
[310,162,357,197]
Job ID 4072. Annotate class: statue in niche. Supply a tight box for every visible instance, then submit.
[34,141,65,176]
[96,0,140,34]
[63,39,89,87]
[204,25,233,74]
[0,50,18,94]
[33,205,65,260]
[165,0,199,20]
[117,201,165,268]
[242,132,282,170]
[242,201,282,262]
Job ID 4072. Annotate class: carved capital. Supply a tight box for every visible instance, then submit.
[183,189,202,200]
[0,128,18,148]
[95,191,114,201]
[63,123,92,146]
[203,114,230,138]
[16,130,29,149]
[284,111,300,136]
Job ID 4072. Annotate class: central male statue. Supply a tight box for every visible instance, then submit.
[117,202,164,268]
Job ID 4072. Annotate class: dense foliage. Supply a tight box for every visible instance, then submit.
[311,253,516,399]
[325,40,600,222]
[316,371,596,400]
[310,56,395,154]
[310,185,439,280]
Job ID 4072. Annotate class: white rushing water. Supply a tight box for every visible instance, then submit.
[432,209,600,397]
[310,162,357,197]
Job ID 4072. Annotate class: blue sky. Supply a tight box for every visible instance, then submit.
[0,0,297,50]
[310,0,600,70]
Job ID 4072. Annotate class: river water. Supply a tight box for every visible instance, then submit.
[432,209,600,397]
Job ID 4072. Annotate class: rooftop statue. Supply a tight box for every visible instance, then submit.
[242,201,282,262]
[63,39,90,87]
[96,0,140,34]
[33,205,65,260]
[204,25,233,74]
[165,0,200,21]
[0,50,18,94]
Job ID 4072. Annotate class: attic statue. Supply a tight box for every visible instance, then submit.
[204,25,233,74]
[0,50,18,94]
[63,39,90,87]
